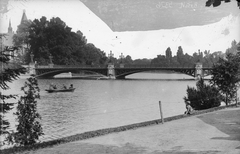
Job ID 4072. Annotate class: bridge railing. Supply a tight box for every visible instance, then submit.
[36,64,105,68]
[35,64,211,69]
[122,64,195,68]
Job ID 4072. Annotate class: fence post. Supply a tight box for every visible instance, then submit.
[159,101,164,124]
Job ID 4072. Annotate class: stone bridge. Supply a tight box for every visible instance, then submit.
[33,63,212,79]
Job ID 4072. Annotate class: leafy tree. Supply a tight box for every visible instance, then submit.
[226,40,238,55]
[0,40,26,145]
[151,55,168,67]
[210,52,240,105]
[176,46,185,66]
[165,47,172,66]
[124,55,133,65]
[8,76,43,146]
[13,18,31,64]
[133,58,151,66]
[27,16,107,66]
[206,0,240,9]
[184,78,223,110]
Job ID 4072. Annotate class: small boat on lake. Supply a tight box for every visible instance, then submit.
[45,88,75,93]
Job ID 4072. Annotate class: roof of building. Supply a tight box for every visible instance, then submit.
[20,9,28,24]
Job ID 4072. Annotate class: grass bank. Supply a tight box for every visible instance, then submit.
[1,103,239,154]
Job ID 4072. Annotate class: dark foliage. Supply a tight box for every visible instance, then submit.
[206,0,240,9]
[0,40,26,144]
[8,76,43,146]
[184,79,223,110]
[23,16,108,66]
[210,52,240,105]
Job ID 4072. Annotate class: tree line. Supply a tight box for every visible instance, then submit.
[13,16,108,66]
[13,16,240,68]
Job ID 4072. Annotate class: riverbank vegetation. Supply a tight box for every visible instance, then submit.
[210,52,240,105]
[184,78,224,110]
[1,35,43,147]
[7,76,43,146]
[185,46,240,110]
[0,41,26,146]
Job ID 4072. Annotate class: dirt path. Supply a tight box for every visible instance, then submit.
[17,107,240,154]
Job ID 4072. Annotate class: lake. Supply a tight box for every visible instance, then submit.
[3,72,235,142]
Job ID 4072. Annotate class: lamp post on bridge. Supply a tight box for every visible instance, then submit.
[195,62,203,80]
[29,52,36,75]
[49,53,54,68]
[119,53,125,68]
[108,50,114,64]
[107,50,115,79]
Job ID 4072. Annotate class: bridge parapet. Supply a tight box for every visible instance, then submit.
[34,64,212,79]
[195,62,203,79]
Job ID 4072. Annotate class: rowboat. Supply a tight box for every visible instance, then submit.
[45,88,75,93]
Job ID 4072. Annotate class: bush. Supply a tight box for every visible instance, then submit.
[8,76,43,146]
[184,78,223,110]
[0,45,26,145]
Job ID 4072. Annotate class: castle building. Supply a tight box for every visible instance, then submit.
[0,10,30,61]
[16,9,31,56]
[0,20,14,52]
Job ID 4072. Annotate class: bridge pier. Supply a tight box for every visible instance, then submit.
[29,53,36,75]
[107,64,116,79]
[195,62,203,80]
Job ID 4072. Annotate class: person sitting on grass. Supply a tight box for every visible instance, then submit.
[184,101,194,115]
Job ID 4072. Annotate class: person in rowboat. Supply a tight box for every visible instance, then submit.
[62,84,67,89]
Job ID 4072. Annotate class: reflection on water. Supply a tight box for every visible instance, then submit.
[3,72,232,141]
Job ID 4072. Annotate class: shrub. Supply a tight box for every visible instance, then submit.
[210,52,240,105]
[184,78,223,110]
[0,45,26,145]
[8,76,43,146]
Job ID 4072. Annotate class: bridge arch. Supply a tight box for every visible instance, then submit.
[114,68,196,79]
[35,68,108,78]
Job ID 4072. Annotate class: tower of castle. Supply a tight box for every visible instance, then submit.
[20,9,28,24]
[8,20,13,34]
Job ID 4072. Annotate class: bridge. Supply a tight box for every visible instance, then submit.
[31,63,212,79]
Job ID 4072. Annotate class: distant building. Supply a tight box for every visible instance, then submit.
[0,20,14,53]
[16,9,31,56]
[0,10,31,62]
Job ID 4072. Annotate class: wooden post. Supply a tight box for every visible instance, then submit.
[159,101,164,124]
[236,91,238,107]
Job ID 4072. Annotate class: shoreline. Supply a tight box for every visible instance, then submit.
[1,103,238,154]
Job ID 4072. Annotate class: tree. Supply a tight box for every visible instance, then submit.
[151,55,168,67]
[8,76,43,146]
[206,0,240,9]
[165,47,172,66]
[176,46,184,66]
[226,40,238,55]
[184,78,223,110]
[210,52,240,105]
[0,39,26,145]
[27,16,107,66]
[124,55,133,65]
[13,17,31,64]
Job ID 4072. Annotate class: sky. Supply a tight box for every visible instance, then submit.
[0,0,239,59]
[0,0,111,34]
[80,0,240,31]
